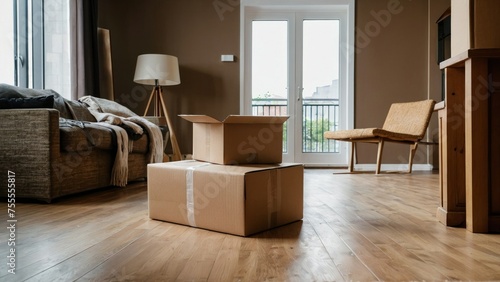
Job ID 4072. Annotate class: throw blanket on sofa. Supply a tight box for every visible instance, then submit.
[79,96,163,187]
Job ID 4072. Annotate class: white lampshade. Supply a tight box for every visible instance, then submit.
[133,54,181,86]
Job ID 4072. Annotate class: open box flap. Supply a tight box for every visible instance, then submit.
[179,115,221,124]
[180,114,289,124]
[223,115,289,124]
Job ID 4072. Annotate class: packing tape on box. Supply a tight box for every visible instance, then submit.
[186,162,211,227]
[204,126,211,161]
[267,169,282,228]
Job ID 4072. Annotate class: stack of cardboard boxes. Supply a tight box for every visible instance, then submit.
[148,115,304,236]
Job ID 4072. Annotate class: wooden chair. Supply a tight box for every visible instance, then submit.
[324,99,436,174]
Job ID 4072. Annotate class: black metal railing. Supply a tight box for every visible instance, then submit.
[252,98,340,153]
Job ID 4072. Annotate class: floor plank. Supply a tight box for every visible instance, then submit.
[1,169,500,281]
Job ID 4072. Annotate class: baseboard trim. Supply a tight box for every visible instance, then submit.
[161,158,434,172]
[436,207,466,227]
[353,164,434,172]
[303,163,434,171]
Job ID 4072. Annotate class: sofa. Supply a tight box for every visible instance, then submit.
[0,84,165,202]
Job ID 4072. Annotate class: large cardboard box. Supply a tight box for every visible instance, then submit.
[148,160,303,236]
[180,115,289,165]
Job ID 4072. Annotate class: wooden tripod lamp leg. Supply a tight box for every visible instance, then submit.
[143,87,156,116]
[158,87,182,161]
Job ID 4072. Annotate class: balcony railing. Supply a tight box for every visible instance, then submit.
[252,98,340,153]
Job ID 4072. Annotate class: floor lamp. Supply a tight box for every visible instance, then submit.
[133,54,182,161]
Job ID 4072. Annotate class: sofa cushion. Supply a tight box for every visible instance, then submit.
[59,122,149,154]
[0,95,54,109]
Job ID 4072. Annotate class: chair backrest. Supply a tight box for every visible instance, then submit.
[382,99,436,139]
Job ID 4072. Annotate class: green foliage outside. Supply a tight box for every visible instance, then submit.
[303,118,337,152]
[281,118,338,153]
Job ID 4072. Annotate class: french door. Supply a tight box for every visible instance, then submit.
[242,3,354,165]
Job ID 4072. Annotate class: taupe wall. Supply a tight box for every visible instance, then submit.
[355,0,447,166]
[99,0,240,154]
[99,0,449,166]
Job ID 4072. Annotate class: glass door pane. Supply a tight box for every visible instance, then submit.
[301,20,340,154]
[44,0,71,97]
[251,20,289,152]
[0,0,15,85]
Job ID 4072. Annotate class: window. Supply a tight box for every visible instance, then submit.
[44,0,71,97]
[0,0,70,98]
[0,0,15,85]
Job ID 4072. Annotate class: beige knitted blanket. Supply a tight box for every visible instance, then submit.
[86,109,164,187]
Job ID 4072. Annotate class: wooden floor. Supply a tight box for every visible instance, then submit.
[2,169,500,281]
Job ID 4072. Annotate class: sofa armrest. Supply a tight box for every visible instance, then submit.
[0,109,60,201]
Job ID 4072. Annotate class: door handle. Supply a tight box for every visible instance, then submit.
[16,55,25,67]
[297,87,304,101]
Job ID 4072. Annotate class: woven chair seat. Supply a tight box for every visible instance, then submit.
[324,99,436,174]
[324,128,421,142]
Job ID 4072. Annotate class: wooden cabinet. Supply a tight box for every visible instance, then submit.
[451,0,500,57]
[438,49,500,233]
[436,68,466,227]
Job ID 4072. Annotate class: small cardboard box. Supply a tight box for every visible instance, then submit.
[180,115,289,165]
[148,160,303,236]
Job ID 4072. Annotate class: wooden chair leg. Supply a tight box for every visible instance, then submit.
[376,139,384,174]
[349,142,356,172]
[408,142,418,173]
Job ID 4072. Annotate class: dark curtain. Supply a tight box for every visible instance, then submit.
[83,0,100,98]
[71,0,100,99]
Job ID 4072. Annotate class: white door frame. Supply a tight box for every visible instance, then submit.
[240,0,355,166]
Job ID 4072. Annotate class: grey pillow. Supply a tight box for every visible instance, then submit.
[0,83,57,98]
[79,96,138,117]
